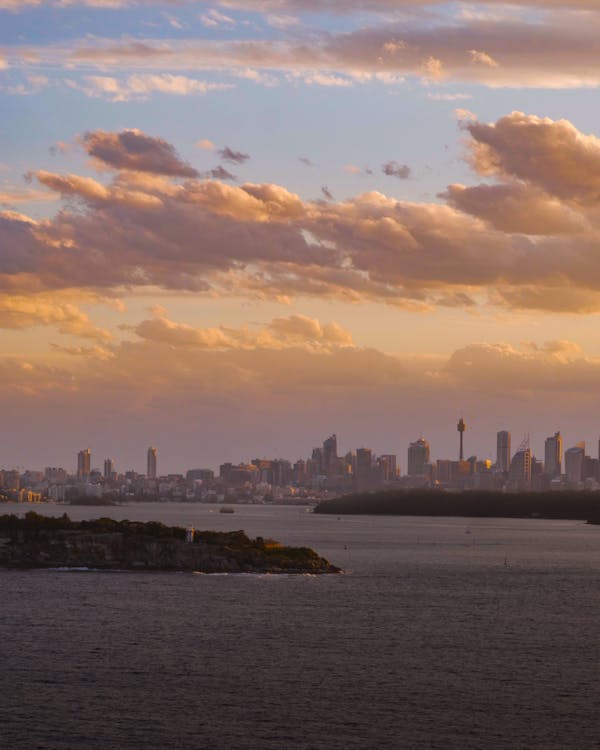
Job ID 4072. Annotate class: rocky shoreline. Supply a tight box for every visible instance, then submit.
[0,513,340,574]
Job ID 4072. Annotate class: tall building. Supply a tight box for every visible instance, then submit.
[322,434,338,476]
[408,438,430,476]
[355,448,373,491]
[147,446,157,479]
[77,448,91,481]
[496,431,511,473]
[103,458,115,479]
[509,447,532,487]
[379,454,397,481]
[544,432,563,476]
[565,443,585,483]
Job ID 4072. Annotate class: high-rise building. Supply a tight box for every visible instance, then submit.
[103,458,115,479]
[355,448,373,491]
[509,447,531,486]
[147,446,157,479]
[322,434,338,476]
[565,443,585,483]
[77,448,91,481]
[379,454,397,481]
[544,432,563,476]
[311,447,323,475]
[496,431,511,473]
[408,438,430,476]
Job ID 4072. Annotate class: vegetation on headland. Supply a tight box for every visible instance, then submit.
[0,512,340,573]
[314,489,600,522]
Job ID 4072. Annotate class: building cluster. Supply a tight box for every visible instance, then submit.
[2,422,600,505]
[403,424,600,492]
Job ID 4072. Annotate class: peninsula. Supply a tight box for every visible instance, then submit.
[0,513,340,574]
[315,489,600,522]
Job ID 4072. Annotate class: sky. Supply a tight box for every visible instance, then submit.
[3,0,600,473]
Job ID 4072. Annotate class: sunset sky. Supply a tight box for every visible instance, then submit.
[2,0,600,473]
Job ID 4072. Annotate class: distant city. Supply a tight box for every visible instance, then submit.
[2,419,600,506]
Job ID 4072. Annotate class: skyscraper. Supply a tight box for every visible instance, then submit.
[565,443,585,483]
[77,448,91,481]
[496,431,511,473]
[103,458,115,479]
[322,434,338,476]
[408,438,430,476]
[355,448,373,490]
[147,446,157,479]
[544,432,563,476]
[509,447,531,486]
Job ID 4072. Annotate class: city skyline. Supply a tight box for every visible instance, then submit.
[6,424,600,505]
[10,423,600,477]
[3,2,600,471]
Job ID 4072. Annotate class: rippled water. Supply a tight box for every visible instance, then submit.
[2,503,599,749]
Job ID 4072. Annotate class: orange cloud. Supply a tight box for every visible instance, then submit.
[2,115,600,314]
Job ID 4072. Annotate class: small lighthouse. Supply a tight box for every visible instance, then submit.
[457,417,466,460]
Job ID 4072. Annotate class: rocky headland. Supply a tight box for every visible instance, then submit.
[0,512,340,574]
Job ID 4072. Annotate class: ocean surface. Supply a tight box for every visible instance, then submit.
[2,502,600,749]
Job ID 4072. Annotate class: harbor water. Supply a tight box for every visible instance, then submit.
[1,503,599,749]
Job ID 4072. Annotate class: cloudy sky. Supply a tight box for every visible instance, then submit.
[2,0,600,473]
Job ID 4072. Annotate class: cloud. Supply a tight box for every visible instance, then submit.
[201,165,237,181]
[381,161,411,179]
[31,11,600,91]
[0,294,111,340]
[266,314,353,347]
[321,186,334,200]
[466,111,600,203]
[217,146,250,164]
[0,0,41,9]
[82,129,199,177]
[200,8,236,28]
[3,74,49,95]
[468,50,499,68]
[51,343,115,360]
[68,74,232,102]
[300,72,353,87]
[197,139,216,151]
[0,186,60,205]
[6,115,600,315]
[4,1,600,12]
[344,164,374,176]
[132,312,354,351]
[442,182,587,235]
[299,156,315,167]
[443,340,600,394]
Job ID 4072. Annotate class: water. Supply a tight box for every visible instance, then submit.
[1,502,599,749]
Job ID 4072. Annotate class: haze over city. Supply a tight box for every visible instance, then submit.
[3,1,600,471]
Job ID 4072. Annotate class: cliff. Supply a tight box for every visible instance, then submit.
[0,513,340,574]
